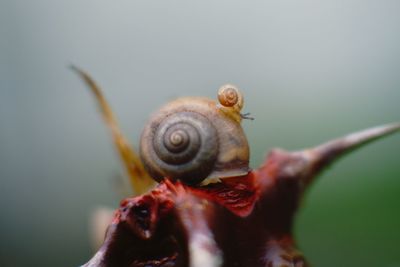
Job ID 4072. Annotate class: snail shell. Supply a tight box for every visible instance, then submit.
[218,84,243,110]
[140,95,250,185]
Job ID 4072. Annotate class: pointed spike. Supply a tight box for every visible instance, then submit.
[299,122,400,184]
[71,65,155,195]
[313,122,400,156]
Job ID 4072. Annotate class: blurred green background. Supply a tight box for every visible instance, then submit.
[1,1,399,266]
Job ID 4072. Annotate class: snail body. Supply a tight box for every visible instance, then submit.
[140,88,250,185]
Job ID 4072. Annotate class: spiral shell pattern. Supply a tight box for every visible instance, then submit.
[218,85,242,109]
[141,111,218,184]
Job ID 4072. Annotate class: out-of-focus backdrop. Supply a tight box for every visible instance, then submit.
[1,1,399,266]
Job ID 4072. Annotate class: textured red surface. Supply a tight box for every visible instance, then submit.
[83,123,400,267]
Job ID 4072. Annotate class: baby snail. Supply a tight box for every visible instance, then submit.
[140,84,250,185]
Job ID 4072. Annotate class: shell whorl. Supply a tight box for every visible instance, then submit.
[140,107,219,184]
[218,84,243,111]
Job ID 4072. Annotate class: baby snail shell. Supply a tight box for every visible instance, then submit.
[139,87,250,186]
[217,84,245,123]
[218,84,244,111]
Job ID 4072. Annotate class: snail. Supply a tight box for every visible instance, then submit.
[139,84,250,185]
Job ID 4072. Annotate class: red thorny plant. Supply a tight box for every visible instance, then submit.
[72,66,400,267]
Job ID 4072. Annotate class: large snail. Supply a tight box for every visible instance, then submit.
[139,84,249,185]
[72,67,400,267]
